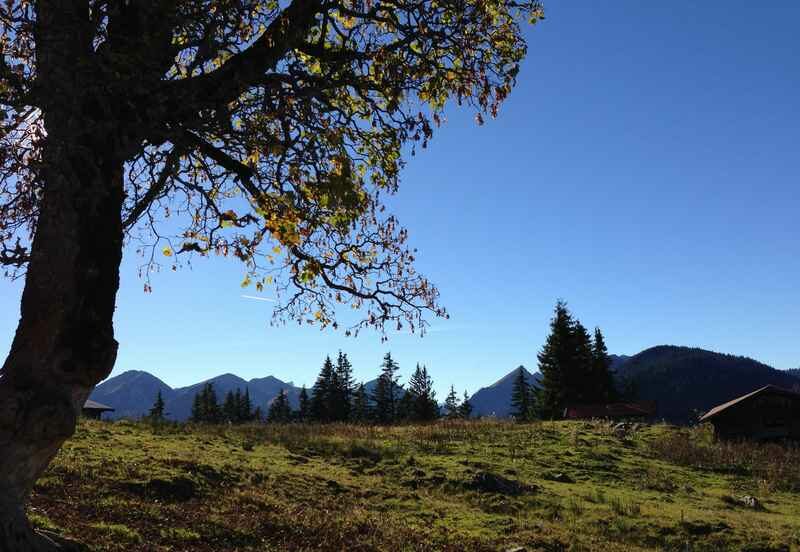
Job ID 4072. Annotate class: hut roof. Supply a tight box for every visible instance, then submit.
[699,385,800,422]
[83,399,115,412]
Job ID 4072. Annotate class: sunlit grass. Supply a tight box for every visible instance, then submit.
[28,419,800,551]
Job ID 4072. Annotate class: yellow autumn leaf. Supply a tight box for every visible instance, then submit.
[162,247,173,257]
[246,150,260,166]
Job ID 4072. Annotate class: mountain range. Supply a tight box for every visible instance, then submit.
[91,371,303,421]
[91,346,800,423]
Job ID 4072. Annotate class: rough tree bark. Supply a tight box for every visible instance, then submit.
[0,136,124,550]
[0,2,126,547]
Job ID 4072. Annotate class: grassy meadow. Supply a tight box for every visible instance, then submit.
[29,420,800,551]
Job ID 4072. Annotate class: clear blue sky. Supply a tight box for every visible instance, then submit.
[1,1,798,397]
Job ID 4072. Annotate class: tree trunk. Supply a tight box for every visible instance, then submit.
[0,130,125,550]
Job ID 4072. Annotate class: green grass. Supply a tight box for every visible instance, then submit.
[29,419,800,551]
[88,522,142,544]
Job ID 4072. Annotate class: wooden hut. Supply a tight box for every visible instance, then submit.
[699,385,800,441]
[82,399,115,420]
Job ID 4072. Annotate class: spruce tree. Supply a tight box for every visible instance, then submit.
[510,366,532,421]
[310,356,336,422]
[444,385,460,419]
[538,301,615,415]
[538,301,576,419]
[372,375,392,423]
[396,391,414,422]
[191,382,221,423]
[592,327,616,402]
[222,390,238,423]
[190,391,203,423]
[206,383,221,423]
[333,351,355,421]
[459,390,474,419]
[149,390,166,422]
[298,385,310,422]
[351,383,370,423]
[422,365,439,420]
[408,364,438,421]
[235,389,244,420]
[372,353,401,424]
[571,321,594,404]
[267,389,292,423]
[529,385,544,420]
[240,388,253,422]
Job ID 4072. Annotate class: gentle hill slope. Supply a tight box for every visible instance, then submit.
[31,419,800,551]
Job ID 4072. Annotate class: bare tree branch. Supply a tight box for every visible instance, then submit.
[123,147,183,230]
[159,0,323,118]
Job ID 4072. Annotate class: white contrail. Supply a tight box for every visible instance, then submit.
[241,294,276,302]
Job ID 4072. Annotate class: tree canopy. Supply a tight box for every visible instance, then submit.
[0,0,543,336]
[537,301,616,418]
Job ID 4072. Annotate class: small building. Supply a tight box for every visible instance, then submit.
[563,401,657,421]
[699,385,800,441]
[82,399,115,420]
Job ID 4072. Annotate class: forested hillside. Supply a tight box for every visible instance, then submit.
[616,346,800,423]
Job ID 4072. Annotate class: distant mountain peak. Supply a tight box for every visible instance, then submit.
[468,366,541,418]
[90,370,174,420]
[249,375,288,386]
[486,365,534,389]
[207,373,247,383]
[95,370,173,392]
[111,369,167,381]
